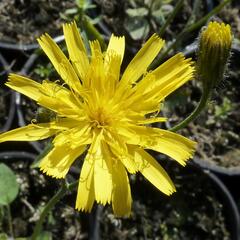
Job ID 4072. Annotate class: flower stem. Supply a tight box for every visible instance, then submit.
[185,0,231,33]
[170,90,210,132]
[82,16,107,50]
[88,205,102,240]
[158,0,184,37]
[6,204,14,238]
[31,180,78,240]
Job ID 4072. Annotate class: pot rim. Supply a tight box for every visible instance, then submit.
[0,35,65,52]
[0,53,16,132]
[203,168,240,240]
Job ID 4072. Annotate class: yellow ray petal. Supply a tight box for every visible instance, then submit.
[39,80,83,117]
[94,140,113,205]
[40,80,80,108]
[152,53,192,80]
[49,118,83,129]
[0,123,58,143]
[37,33,82,91]
[53,124,92,148]
[124,54,194,114]
[40,145,86,178]
[130,147,176,195]
[63,21,89,81]
[7,74,82,117]
[104,35,124,96]
[136,117,167,125]
[75,154,95,212]
[105,34,125,63]
[150,53,194,101]
[119,34,164,87]
[103,130,137,174]
[112,161,132,217]
[88,40,105,91]
[6,74,42,102]
[104,53,122,97]
[118,125,196,166]
[90,40,102,58]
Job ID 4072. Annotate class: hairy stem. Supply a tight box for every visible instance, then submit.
[158,0,184,37]
[170,90,210,132]
[6,205,14,238]
[31,180,78,240]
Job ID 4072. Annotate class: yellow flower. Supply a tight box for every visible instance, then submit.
[0,22,196,217]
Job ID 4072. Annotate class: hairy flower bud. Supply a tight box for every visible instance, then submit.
[197,21,232,92]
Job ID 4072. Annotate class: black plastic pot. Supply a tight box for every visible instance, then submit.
[194,157,240,177]
[0,52,16,132]
[204,168,240,240]
[0,151,37,162]
[0,35,64,52]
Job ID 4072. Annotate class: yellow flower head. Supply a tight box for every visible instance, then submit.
[0,22,196,217]
[198,21,232,90]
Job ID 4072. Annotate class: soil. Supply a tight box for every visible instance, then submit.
[0,0,76,44]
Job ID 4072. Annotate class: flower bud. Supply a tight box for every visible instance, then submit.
[197,21,232,92]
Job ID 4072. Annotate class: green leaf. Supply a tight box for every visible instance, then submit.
[0,233,8,240]
[152,9,166,24]
[125,18,150,40]
[214,97,232,119]
[126,7,148,17]
[64,8,78,15]
[0,164,19,205]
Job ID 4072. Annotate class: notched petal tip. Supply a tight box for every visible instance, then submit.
[37,33,50,44]
[63,20,79,33]
[169,187,177,195]
[151,33,165,44]
[8,72,17,79]
[75,204,93,213]
[148,33,165,52]
[178,141,197,166]
[39,166,66,179]
[75,200,95,213]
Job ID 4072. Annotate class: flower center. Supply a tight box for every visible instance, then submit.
[89,107,112,128]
